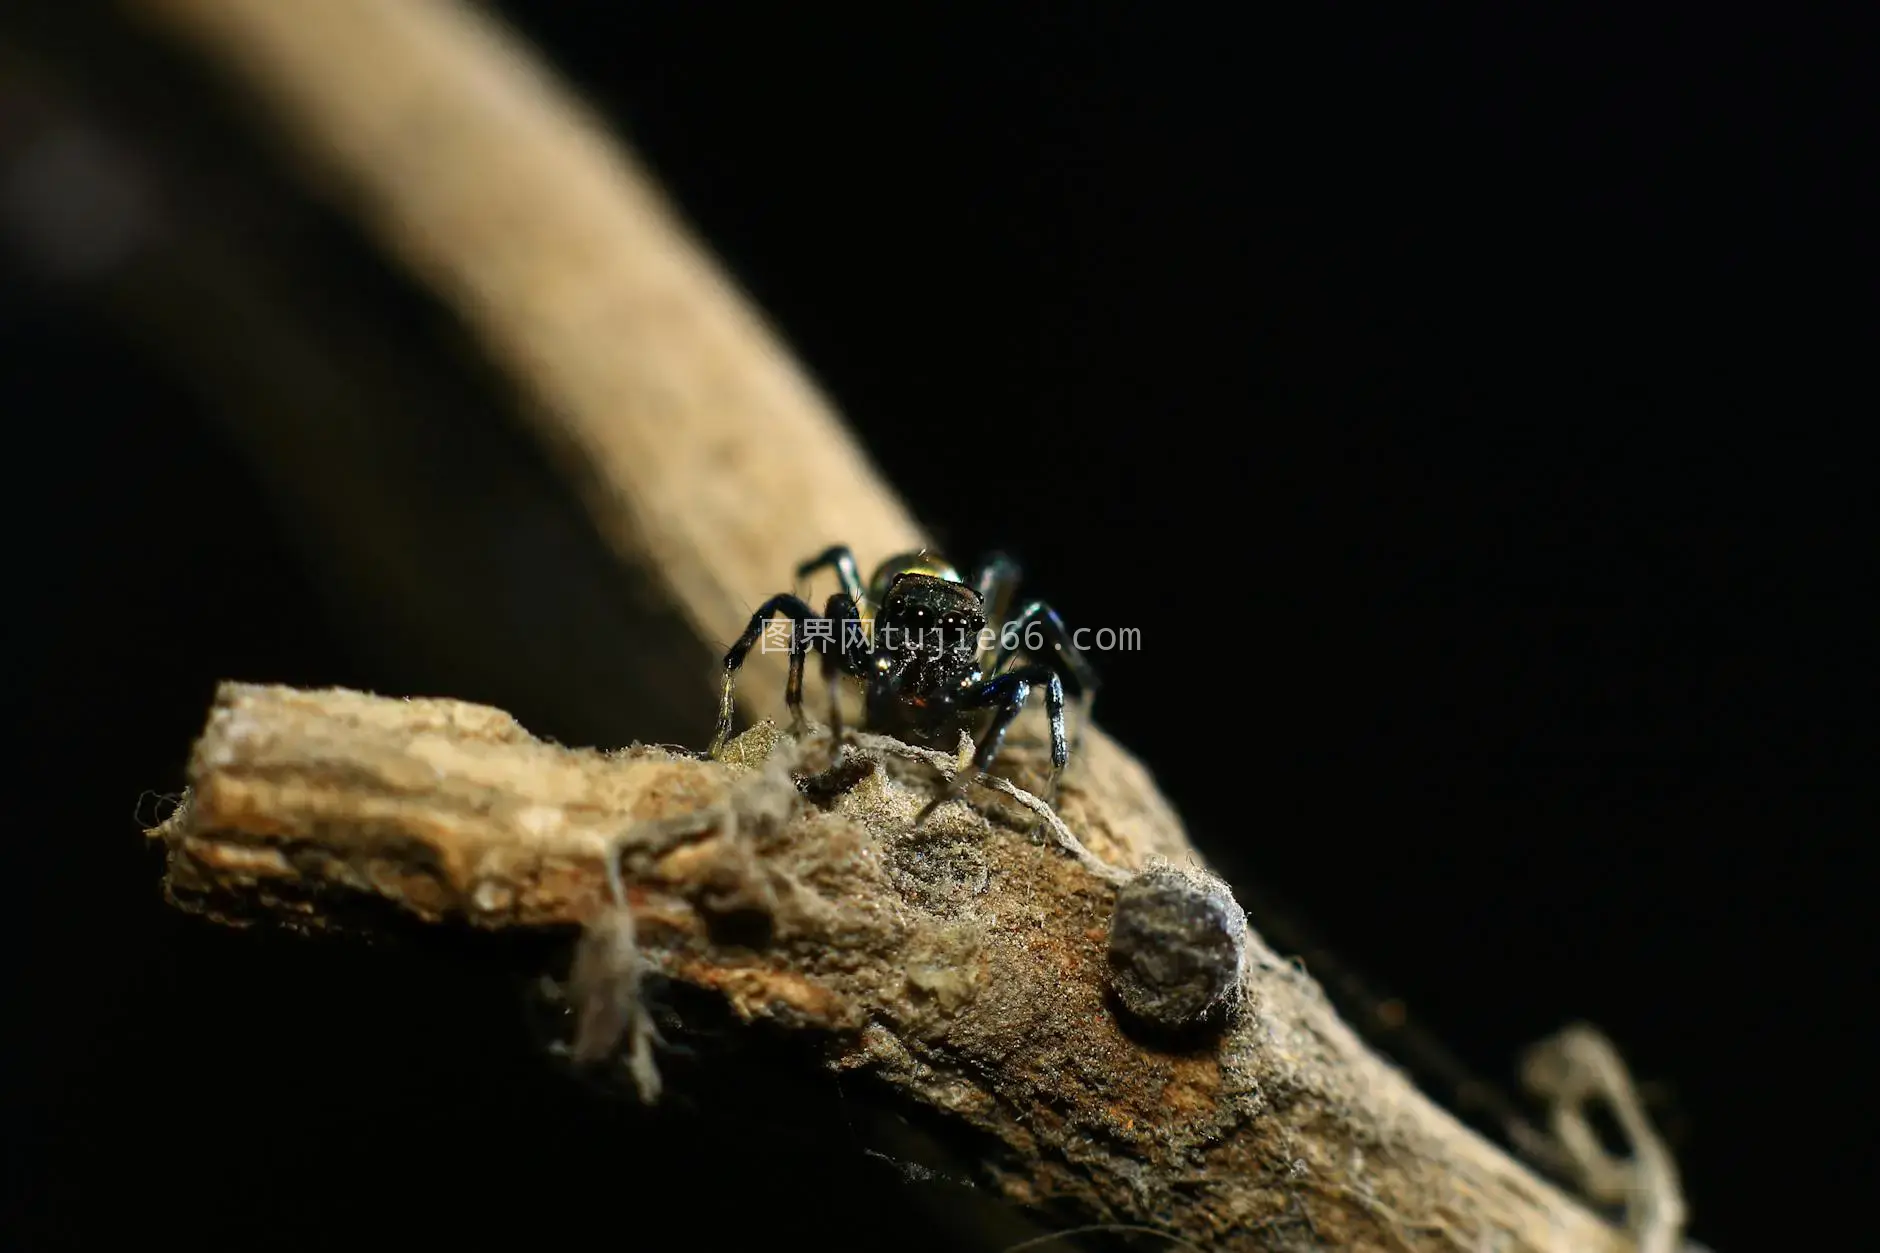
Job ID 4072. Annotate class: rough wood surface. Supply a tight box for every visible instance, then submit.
[120,0,1676,1249]
[151,682,1629,1253]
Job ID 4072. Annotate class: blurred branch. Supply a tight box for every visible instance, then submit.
[134,0,927,697]
[1,7,706,748]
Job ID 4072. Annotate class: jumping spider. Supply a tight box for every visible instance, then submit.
[708,546,1099,819]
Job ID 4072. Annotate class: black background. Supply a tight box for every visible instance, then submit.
[5,6,1869,1250]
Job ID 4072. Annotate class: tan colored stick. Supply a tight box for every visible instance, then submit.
[153,682,1632,1253]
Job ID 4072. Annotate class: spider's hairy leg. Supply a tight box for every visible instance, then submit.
[915,664,1068,825]
[991,599,1101,748]
[794,545,866,607]
[709,593,820,757]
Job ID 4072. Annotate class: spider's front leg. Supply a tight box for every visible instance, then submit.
[915,664,1068,825]
[709,593,821,758]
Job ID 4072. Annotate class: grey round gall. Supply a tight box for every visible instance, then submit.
[1105,860,1249,1030]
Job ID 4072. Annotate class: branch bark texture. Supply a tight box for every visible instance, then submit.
[152,683,1627,1253]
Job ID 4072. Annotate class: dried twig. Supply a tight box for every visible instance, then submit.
[150,683,1637,1252]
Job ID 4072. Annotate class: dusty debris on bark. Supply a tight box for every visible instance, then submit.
[150,681,1650,1252]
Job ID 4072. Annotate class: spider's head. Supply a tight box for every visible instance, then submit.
[872,571,986,674]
